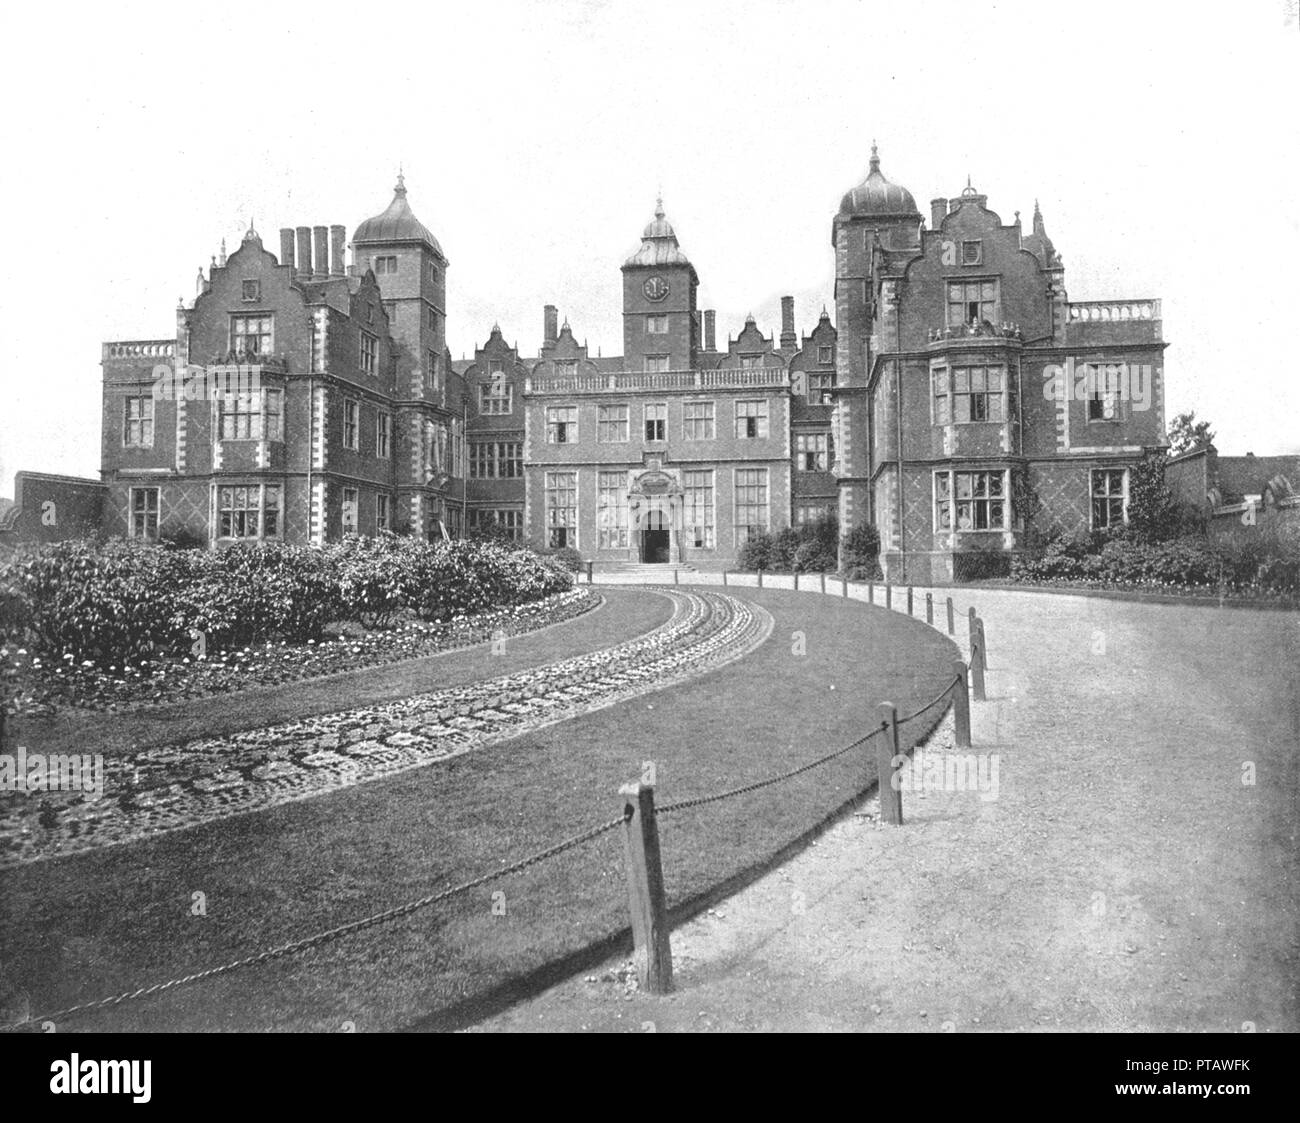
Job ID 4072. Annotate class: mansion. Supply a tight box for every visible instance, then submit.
[84,151,1168,580]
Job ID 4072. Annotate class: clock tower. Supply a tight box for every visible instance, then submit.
[621,197,699,372]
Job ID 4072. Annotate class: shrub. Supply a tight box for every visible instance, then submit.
[3,539,190,667]
[841,521,880,577]
[327,535,407,629]
[1,535,575,669]
[552,545,585,573]
[736,533,772,573]
[793,539,837,573]
[736,515,840,574]
[1012,527,1298,595]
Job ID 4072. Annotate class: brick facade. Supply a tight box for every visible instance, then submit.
[62,155,1162,572]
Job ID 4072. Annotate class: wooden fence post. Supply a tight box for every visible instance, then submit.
[968,606,978,641]
[906,586,914,616]
[885,582,892,610]
[586,560,593,585]
[793,570,799,590]
[820,572,826,594]
[975,616,988,667]
[952,660,971,749]
[876,703,903,826]
[925,592,933,625]
[722,570,728,587]
[842,576,849,598]
[758,569,764,589]
[970,632,987,702]
[946,596,955,635]
[868,581,874,604]
[619,782,673,994]
[673,567,679,585]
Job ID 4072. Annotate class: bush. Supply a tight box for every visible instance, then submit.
[327,535,407,629]
[736,515,840,574]
[1,535,575,668]
[2,539,190,668]
[841,521,880,577]
[552,546,585,573]
[1011,526,1299,596]
[398,538,571,621]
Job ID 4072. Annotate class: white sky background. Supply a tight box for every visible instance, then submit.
[1,0,1297,494]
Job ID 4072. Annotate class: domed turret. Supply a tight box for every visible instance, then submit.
[624,196,692,267]
[838,143,920,219]
[353,173,443,255]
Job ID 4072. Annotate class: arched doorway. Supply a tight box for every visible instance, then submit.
[641,507,671,563]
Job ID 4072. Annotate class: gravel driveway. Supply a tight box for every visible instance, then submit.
[475,587,1299,1032]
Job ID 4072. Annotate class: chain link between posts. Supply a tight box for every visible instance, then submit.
[5,582,981,1031]
[1,814,625,1032]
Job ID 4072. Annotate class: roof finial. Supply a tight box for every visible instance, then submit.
[654,191,664,219]
[395,167,407,195]
[869,140,880,171]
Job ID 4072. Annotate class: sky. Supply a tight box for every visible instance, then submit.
[1,0,1297,495]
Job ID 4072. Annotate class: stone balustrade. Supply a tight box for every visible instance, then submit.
[1067,300,1160,323]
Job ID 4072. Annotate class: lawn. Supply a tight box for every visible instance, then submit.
[0,589,958,1033]
[2,587,668,761]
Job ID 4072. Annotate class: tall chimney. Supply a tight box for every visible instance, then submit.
[780,296,797,351]
[295,227,312,280]
[544,304,558,348]
[930,197,948,229]
[329,225,346,276]
[704,309,717,352]
[312,226,329,281]
[279,228,295,271]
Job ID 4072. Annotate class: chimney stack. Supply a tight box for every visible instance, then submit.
[931,197,948,229]
[704,309,717,352]
[312,226,329,281]
[544,304,558,348]
[780,296,797,351]
[279,228,296,271]
[329,225,346,276]
[295,227,312,280]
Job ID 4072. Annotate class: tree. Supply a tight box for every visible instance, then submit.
[1167,411,1215,455]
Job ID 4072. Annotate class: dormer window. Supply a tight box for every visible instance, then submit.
[739,354,763,370]
[241,280,260,302]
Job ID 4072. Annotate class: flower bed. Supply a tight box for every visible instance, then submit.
[2,589,598,715]
[1007,529,1299,603]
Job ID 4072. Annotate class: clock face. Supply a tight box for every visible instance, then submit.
[643,275,670,302]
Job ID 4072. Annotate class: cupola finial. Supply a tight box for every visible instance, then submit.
[869,140,879,172]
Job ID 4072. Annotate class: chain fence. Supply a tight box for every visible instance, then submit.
[3,581,980,1032]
